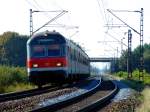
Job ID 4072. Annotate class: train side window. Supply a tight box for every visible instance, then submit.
[68,46,71,57]
[60,45,64,56]
[72,49,75,61]
[79,52,81,62]
[70,48,73,60]
[67,46,71,53]
[78,52,80,62]
[74,50,77,61]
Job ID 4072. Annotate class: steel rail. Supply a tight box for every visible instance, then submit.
[31,78,102,112]
[77,80,118,112]
[0,85,60,103]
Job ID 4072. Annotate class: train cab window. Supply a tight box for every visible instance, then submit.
[48,44,60,56]
[32,45,45,57]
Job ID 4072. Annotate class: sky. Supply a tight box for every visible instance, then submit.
[0,0,149,60]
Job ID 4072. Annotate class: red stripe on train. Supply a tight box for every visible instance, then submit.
[27,57,67,68]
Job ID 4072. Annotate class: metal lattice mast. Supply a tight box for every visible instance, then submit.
[29,9,67,37]
[107,8,144,81]
[127,29,132,78]
[139,8,144,80]
[30,9,33,37]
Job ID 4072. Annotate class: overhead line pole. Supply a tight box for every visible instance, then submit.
[127,30,132,78]
[30,9,33,37]
[107,9,140,35]
[139,8,144,80]
[107,8,144,80]
[29,9,68,36]
[33,10,67,34]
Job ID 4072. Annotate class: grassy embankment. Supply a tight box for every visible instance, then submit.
[0,65,35,93]
[113,70,150,112]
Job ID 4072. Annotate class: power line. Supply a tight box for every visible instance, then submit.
[96,0,105,23]
[33,0,42,9]
[31,0,64,27]
[107,9,140,35]
[100,0,108,24]
[32,10,67,34]
[25,0,39,10]
[105,32,127,47]
[96,0,108,24]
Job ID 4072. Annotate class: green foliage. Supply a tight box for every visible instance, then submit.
[114,71,127,78]
[118,50,128,71]
[114,69,150,91]
[0,65,31,93]
[5,83,34,93]
[113,43,150,73]
[144,48,150,73]
[0,31,28,66]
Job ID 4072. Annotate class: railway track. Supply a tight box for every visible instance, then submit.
[0,78,97,112]
[32,79,118,112]
[0,85,61,103]
[0,77,117,112]
[76,80,118,112]
[31,77,102,112]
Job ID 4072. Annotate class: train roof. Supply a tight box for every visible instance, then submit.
[27,31,66,44]
[27,30,89,57]
[31,30,62,38]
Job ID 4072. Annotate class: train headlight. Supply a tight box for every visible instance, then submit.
[33,64,38,68]
[56,62,62,67]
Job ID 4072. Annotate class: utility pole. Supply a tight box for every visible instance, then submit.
[121,37,125,54]
[29,9,68,37]
[127,29,132,78]
[139,8,144,81]
[107,8,144,81]
[30,9,33,37]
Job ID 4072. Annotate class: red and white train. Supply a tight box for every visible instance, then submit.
[27,31,90,87]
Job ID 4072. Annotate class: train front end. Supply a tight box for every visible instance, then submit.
[27,31,68,86]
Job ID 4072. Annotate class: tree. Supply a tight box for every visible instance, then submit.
[143,44,150,72]
[116,43,150,73]
[0,32,28,66]
[117,50,128,71]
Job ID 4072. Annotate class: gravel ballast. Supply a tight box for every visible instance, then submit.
[0,79,95,112]
[56,80,115,112]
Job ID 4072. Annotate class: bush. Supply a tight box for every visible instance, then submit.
[113,69,150,91]
[0,65,30,93]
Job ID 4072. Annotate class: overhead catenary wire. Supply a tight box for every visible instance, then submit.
[100,0,109,24]
[105,32,127,47]
[32,0,78,32]
[98,0,109,24]
[96,0,106,24]
[33,0,43,10]
[31,0,68,29]
[33,10,67,34]
[25,0,39,10]
[96,0,108,43]
[107,9,140,35]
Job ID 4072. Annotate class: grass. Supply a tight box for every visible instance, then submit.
[4,83,34,93]
[0,65,35,93]
[136,87,150,112]
[112,70,150,112]
[113,69,150,91]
